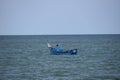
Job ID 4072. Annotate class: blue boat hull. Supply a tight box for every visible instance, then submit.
[49,48,77,55]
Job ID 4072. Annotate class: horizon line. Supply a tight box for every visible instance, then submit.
[0,33,120,36]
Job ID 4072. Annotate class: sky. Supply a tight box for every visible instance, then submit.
[0,0,120,35]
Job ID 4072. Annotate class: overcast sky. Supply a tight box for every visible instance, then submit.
[0,0,120,35]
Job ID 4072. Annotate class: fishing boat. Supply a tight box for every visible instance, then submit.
[47,43,77,55]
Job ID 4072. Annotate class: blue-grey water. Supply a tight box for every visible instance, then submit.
[0,35,120,80]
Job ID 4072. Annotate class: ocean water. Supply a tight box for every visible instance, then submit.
[0,35,120,80]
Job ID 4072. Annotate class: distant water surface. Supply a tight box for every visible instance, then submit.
[0,35,120,80]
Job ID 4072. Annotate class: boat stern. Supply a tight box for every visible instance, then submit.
[68,49,77,55]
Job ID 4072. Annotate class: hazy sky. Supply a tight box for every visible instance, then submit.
[0,0,120,35]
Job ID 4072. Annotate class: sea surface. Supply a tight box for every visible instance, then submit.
[0,35,120,80]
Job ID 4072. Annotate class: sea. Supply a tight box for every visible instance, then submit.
[0,35,120,80]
